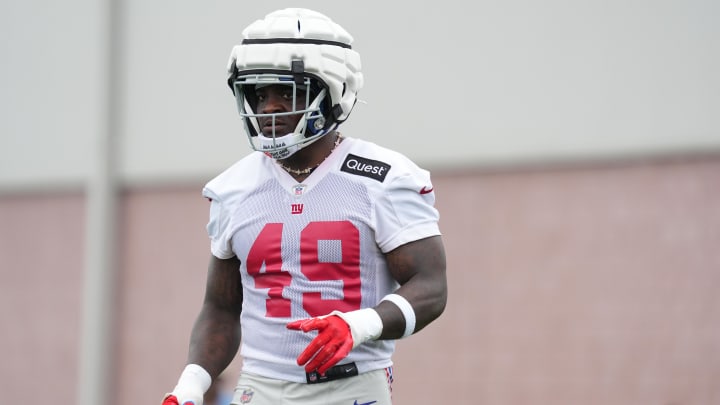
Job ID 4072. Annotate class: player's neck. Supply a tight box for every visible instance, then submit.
[277,132,342,181]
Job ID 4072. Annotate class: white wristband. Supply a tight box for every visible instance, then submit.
[172,364,212,405]
[381,293,416,338]
[330,308,383,348]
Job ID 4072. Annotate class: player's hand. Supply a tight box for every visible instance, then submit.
[162,392,202,405]
[287,315,353,375]
[162,394,180,405]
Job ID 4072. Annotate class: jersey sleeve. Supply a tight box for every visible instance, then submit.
[374,169,441,253]
[202,187,236,259]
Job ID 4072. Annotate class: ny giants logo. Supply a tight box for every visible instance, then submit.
[291,203,304,214]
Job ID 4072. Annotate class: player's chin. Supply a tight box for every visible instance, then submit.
[262,124,291,136]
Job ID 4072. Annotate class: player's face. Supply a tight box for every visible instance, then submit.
[255,84,308,136]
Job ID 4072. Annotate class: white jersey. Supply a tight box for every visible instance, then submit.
[202,136,441,383]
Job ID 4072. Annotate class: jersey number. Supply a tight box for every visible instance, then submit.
[246,221,361,318]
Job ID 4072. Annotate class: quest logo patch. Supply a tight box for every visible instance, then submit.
[340,154,391,182]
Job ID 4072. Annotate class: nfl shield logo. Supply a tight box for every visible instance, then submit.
[240,388,254,404]
[293,184,307,198]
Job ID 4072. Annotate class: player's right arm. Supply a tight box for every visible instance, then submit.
[188,254,243,377]
[163,255,243,405]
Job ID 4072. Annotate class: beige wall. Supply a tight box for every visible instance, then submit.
[0,194,85,403]
[395,156,720,404]
[2,156,719,404]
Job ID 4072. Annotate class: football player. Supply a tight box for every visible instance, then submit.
[162,8,447,405]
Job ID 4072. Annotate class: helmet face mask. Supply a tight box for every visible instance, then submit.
[231,72,333,160]
[227,8,363,159]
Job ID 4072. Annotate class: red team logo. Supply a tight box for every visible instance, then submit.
[291,203,304,214]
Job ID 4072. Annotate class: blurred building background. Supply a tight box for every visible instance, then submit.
[1,1,719,404]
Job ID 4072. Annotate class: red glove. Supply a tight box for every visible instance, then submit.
[163,394,184,405]
[162,394,199,405]
[287,315,353,375]
[162,395,178,405]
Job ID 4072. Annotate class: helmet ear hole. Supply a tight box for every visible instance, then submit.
[306,115,326,136]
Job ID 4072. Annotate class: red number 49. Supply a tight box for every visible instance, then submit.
[245,221,362,318]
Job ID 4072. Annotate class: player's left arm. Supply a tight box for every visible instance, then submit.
[376,235,447,339]
[288,235,447,374]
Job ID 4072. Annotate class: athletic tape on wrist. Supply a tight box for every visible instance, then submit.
[174,364,212,397]
[381,293,416,338]
[330,308,383,348]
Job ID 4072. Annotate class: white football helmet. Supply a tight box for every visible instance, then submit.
[227,8,364,159]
